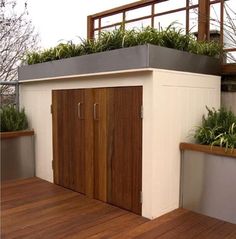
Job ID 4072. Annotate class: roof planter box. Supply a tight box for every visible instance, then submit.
[18,44,220,81]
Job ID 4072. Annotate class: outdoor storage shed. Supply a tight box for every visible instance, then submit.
[18,44,221,219]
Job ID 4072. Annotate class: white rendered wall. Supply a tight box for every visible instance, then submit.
[20,69,220,219]
[142,69,220,219]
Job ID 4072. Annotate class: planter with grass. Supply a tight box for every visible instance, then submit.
[0,105,35,181]
[19,27,221,81]
[180,107,236,224]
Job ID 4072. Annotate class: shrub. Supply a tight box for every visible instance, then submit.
[0,105,28,132]
[188,40,222,57]
[25,25,222,65]
[194,107,236,150]
[26,42,82,64]
[135,27,161,46]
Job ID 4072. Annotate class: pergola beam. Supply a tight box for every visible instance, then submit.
[198,0,210,41]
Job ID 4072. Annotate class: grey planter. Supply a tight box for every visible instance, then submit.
[18,44,220,81]
[180,143,236,224]
[1,131,35,181]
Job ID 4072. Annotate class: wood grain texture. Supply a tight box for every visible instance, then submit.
[1,178,236,239]
[93,88,108,202]
[52,86,143,214]
[198,0,210,41]
[52,89,87,194]
[90,0,160,19]
[180,143,236,158]
[107,86,143,215]
[221,63,236,75]
[87,15,94,39]
[0,130,34,139]
[84,89,95,198]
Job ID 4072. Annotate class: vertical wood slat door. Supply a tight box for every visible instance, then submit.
[52,89,93,194]
[106,86,143,215]
[52,86,142,215]
[93,88,109,202]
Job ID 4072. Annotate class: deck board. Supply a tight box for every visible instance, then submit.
[1,177,235,239]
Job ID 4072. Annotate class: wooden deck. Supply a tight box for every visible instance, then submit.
[1,177,236,239]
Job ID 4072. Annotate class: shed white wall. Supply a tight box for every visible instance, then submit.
[20,69,220,219]
[143,69,221,219]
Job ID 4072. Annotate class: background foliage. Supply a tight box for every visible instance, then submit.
[0,0,39,105]
[0,105,28,132]
[194,107,236,150]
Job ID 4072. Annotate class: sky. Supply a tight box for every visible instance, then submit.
[17,0,235,51]
[23,0,135,49]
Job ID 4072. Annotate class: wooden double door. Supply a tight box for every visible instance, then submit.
[52,86,142,214]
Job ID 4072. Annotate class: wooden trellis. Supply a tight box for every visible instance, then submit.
[87,0,236,74]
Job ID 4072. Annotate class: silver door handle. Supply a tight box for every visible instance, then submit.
[78,102,83,119]
[94,103,98,120]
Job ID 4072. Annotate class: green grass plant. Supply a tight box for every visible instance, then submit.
[0,105,28,132]
[25,24,222,65]
[194,107,236,150]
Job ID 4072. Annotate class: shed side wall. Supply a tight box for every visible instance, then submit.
[147,69,220,218]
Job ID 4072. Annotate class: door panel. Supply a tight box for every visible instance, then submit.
[107,86,143,215]
[52,86,143,215]
[52,89,88,194]
[84,89,94,197]
[93,89,108,202]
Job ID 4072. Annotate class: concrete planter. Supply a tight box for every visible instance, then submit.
[1,130,35,181]
[180,143,236,224]
[18,44,220,81]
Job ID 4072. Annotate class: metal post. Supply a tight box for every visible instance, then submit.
[15,83,19,110]
[0,81,19,109]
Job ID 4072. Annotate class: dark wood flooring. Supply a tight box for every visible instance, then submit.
[1,177,236,239]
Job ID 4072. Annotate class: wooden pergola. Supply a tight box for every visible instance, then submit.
[87,0,236,75]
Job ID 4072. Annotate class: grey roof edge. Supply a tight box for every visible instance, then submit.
[18,68,155,83]
[18,44,220,82]
[148,45,220,75]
